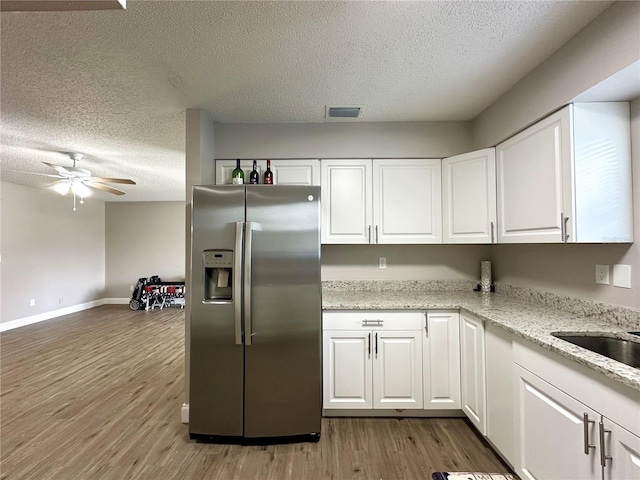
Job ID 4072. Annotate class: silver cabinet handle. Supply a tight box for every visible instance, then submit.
[583,413,595,455]
[375,332,378,358]
[424,312,429,335]
[561,213,570,242]
[375,225,379,244]
[244,222,254,346]
[368,332,371,358]
[234,222,244,345]
[367,225,372,244]
[599,420,612,467]
[490,221,495,244]
[362,319,383,326]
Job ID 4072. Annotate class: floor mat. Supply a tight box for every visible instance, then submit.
[432,473,517,480]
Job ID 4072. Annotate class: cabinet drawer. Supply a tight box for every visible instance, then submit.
[323,311,424,331]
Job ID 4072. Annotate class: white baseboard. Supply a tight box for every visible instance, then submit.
[0,298,130,332]
[103,298,130,305]
[181,403,189,424]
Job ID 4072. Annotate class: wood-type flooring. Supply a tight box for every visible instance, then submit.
[1,305,511,479]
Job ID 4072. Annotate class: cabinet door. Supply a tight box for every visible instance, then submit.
[270,159,320,186]
[373,330,423,409]
[485,322,514,466]
[321,160,373,244]
[514,365,601,480]
[322,330,372,409]
[442,148,497,244]
[372,159,442,244]
[460,313,486,434]
[423,311,460,409]
[496,106,572,243]
[216,160,265,185]
[603,417,640,480]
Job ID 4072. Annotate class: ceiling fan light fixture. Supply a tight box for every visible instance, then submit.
[53,182,71,195]
[71,181,91,198]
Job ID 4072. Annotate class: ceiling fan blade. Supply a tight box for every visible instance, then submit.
[87,182,126,195]
[90,177,136,185]
[42,161,72,175]
[4,170,64,179]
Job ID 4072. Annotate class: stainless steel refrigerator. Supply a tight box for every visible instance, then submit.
[189,185,321,442]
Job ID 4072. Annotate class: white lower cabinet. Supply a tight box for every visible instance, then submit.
[423,311,461,409]
[485,322,514,465]
[460,312,486,434]
[323,312,423,411]
[515,364,601,480]
[373,330,423,409]
[322,330,373,409]
[513,339,640,480]
[605,417,640,480]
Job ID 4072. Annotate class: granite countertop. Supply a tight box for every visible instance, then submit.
[322,287,640,393]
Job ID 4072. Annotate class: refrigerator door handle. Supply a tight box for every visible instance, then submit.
[244,221,254,346]
[234,222,244,345]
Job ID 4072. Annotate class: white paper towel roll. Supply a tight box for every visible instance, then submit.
[480,261,492,292]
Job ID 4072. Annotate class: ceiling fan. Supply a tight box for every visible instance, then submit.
[12,152,136,210]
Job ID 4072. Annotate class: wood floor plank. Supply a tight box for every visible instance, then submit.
[1,305,512,479]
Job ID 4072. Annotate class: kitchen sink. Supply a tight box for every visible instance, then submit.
[551,334,640,368]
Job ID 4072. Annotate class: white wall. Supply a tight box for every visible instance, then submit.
[214,121,473,159]
[105,202,185,299]
[0,182,105,323]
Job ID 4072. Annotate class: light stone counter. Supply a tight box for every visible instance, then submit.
[322,284,640,393]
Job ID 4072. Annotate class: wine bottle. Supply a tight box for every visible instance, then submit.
[249,160,259,184]
[231,159,244,185]
[264,159,273,185]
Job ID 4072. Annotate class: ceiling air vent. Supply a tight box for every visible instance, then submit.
[326,105,364,119]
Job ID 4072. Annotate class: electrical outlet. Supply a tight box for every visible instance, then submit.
[379,257,387,269]
[595,265,610,285]
[29,298,36,307]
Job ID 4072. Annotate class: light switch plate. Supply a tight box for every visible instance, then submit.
[612,264,631,289]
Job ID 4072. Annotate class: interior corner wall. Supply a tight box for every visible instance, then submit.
[0,182,106,324]
[472,1,640,148]
[104,202,186,299]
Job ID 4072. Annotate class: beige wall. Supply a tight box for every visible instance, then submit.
[472,1,640,148]
[214,121,473,159]
[322,244,491,282]
[0,182,105,323]
[105,202,186,299]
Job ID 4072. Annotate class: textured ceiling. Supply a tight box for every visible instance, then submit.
[1,0,614,202]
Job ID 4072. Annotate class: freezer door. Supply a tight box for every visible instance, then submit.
[244,186,322,437]
[189,185,245,437]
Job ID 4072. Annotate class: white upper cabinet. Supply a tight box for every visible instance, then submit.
[216,160,265,185]
[442,148,497,244]
[321,159,442,244]
[321,159,373,244]
[270,159,320,186]
[216,159,319,186]
[373,159,442,244]
[496,103,633,243]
